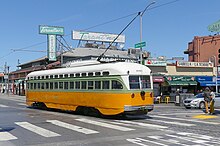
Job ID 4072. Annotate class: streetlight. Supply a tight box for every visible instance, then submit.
[210,55,218,93]
[140,1,156,64]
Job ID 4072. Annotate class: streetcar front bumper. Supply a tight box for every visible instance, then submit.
[124,105,154,115]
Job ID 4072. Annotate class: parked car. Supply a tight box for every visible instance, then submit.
[183,93,220,109]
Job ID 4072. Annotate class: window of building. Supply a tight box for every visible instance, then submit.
[112,80,123,89]
[88,81,94,89]
[81,81,87,89]
[102,81,109,89]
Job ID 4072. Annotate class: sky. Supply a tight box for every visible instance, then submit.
[1,0,220,71]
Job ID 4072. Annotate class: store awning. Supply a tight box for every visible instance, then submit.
[167,80,197,86]
[198,81,220,87]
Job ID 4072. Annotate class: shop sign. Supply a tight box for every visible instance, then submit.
[144,60,167,66]
[153,76,164,82]
[72,30,125,43]
[39,25,64,35]
[166,76,195,81]
[176,61,213,68]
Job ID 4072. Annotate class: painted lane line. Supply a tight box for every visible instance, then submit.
[17,103,26,106]
[148,119,196,127]
[47,120,99,134]
[115,120,168,129]
[0,128,17,141]
[15,122,60,137]
[150,115,220,125]
[75,118,135,131]
[0,104,9,107]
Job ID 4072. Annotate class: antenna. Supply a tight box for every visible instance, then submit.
[97,12,141,61]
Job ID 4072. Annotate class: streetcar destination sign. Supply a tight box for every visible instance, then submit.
[39,25,64,35]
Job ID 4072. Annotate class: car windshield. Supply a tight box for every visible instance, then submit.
[195,93,203,98]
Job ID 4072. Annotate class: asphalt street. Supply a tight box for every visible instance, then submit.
[1,93,220,146]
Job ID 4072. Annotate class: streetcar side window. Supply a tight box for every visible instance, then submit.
[82,73,86,77]
[103,71,109,76]
[37,83,40,89]
[112,80,123,89]
[81,81,87,89]
[34,83,37,89]
[75,81,80,89]
[46,82,49,89]
[88,72,93,76]
[102,81,110,89]
[64,82,69,90]
[140,75,151,89]
[70,81,74,89]
[54,82,58,89]
[76,73,80,77]
[95,72,101,76]
[41,82,45,89]
[59,82,63,89]
[70,74,74,78]
[50,82,53,89]
[95,81,101,89]
[129,76,140,89]
[64,74,68,78]
[88,81,94,89]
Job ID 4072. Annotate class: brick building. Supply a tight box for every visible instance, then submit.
[184,35,220,65]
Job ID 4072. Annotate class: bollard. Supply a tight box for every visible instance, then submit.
[165,96,170,104]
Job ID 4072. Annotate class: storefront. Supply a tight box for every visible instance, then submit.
[162,76,197,102]
[195,76,220,92]
[152,76,164,97]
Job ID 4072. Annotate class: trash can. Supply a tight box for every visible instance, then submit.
[175,94,180,106]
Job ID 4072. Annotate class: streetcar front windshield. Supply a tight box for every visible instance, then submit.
[129,75,151,89]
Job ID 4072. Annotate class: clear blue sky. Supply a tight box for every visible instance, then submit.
[1,0,220,71]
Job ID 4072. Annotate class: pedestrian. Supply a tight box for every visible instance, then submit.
[203,87,211,114]
[209,90,215,114]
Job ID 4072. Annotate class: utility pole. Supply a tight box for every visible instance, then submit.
[139,1,156,64]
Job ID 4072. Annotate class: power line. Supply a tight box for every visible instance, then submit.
[1,0,180,60]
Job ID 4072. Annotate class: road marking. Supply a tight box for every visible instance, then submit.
[47,120,99,134]
[115,120,168,129]
[0,128,17,141]
[192,114,218,119]
[0,104,9,107]
[15,122,60,137]
[127,137,168,146]
[17,103,26,106]
[150,115,220,125]
[75,118,135,131]
[148,119,196,127]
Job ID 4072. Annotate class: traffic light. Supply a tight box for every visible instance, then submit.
[219,49,220,64]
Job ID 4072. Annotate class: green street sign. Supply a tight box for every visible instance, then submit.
[135,42,146,48]
[39,25,64,35]
[208,20,220,32]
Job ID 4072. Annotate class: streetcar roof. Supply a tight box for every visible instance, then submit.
[26,61,151,78]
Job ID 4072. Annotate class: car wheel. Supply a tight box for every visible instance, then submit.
[199,102,205,109]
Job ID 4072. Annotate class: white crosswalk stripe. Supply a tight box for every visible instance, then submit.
[47,120,99,134]
[0,104,9,108]
[147,119,196,127]
[0,128,17,141]
[15,122,60,137]
[75,118,135,131]
[115,120,168,129]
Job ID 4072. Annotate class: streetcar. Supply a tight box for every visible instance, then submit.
[25,60,154,116]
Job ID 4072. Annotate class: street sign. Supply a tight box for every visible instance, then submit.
[208,20,220,32]
[39,25,64,35]
[135,42,146,48]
